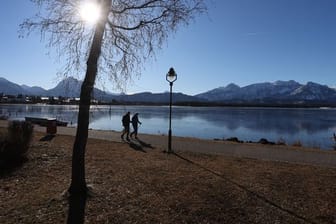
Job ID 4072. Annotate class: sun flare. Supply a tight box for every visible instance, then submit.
[80,1,101,24]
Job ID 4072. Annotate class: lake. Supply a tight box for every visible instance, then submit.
[1,104,336,150]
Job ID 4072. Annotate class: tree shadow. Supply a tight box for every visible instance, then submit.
[39,134,56,141]
[66,194,87,224]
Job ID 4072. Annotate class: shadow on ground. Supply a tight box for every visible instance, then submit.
[125,137,155,153]
[172,152,316,224]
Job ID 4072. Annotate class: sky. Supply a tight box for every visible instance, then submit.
[1,0,336,95]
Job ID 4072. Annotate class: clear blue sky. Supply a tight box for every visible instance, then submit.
[1,0,336,95]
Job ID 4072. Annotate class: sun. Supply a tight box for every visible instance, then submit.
[80,1,101,24]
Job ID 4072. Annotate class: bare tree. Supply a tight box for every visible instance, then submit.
[21,0,206,196]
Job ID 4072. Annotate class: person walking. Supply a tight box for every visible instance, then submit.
[121,111,131,141]
[130,113,142,139]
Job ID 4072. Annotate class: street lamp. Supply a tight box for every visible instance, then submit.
[166,67,177,153]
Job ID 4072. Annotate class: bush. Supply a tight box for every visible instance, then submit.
[0,121,34,165]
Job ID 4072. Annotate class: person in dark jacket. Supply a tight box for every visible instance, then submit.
[121,112,131,141]
[130,113,142,139]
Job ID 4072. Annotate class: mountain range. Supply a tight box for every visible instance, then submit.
[195,80,336,104]
[1,77,336,105]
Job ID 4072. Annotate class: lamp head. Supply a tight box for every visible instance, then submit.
[166,67,177,83]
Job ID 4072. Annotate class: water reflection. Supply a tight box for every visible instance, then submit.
[2,104,336,149]
[198,107,336,135]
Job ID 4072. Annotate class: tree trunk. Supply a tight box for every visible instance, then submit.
[68,0,111,196]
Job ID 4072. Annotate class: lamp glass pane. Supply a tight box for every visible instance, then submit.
[166,74,177,82]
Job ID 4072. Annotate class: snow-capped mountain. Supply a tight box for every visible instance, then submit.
[196,80,336,102]
[289,82,336,100]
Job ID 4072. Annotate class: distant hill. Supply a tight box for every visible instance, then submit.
[0,77,116,101]
[1,76,336,105]
[0,77,202,103]
[47,77,110,99]
[115,92,204,104]
[0,77,28,95]
[47,77,82,97]
[21,85,48,96]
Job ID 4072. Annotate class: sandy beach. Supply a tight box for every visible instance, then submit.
[1,120,336,223]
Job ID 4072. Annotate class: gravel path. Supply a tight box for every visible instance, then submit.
[1,120,336,168]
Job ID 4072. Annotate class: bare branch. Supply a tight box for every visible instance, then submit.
[20,0,207,90]
[110,0,162,14]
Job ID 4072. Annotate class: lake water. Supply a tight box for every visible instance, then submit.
[1,104,336,150]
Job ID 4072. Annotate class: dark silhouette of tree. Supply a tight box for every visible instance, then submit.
[20,0,206,197]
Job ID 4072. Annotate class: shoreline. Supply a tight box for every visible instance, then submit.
[1,120,336,167]
[1,118,335,151]
[1,104,336,150]
[1,102,336,108]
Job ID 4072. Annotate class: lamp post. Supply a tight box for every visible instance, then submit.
[166,67,177,153]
